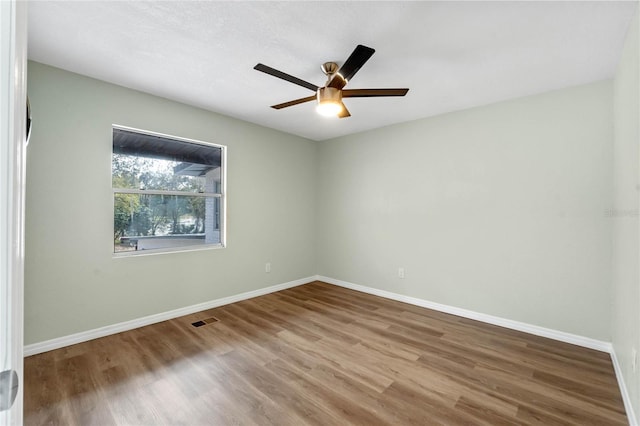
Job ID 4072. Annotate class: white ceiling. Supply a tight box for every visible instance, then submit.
[28,1,637,141]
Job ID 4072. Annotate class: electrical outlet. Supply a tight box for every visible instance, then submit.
[633,348,638,373]
[398,267,405,279]
[265,262,271,273]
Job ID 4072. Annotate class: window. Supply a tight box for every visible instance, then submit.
[112,126,225,255]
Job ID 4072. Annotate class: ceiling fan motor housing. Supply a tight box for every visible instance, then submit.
[317,86,342,104]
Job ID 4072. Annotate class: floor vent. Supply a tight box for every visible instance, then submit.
[191,317,219,328]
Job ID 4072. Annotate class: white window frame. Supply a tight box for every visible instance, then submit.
[111,124,226,257]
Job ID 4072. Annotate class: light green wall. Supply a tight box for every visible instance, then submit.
[26,57,626,354]
[25,62,317,344]
[613,9,640,421]
[317,81,613,341]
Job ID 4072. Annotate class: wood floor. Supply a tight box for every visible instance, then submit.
[24,281,627,425]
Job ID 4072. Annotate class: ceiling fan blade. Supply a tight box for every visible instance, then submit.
[254,63,319,92]
[342,88,409,98]
[328,73,347,90]
[271,95,317,110]
[338,103,351,118]
[328,45,375,89]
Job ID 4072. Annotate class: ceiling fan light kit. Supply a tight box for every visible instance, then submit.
[254,44,409,119]
[316,87,343,117]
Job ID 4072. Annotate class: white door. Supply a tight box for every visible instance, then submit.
[0,0,27,424]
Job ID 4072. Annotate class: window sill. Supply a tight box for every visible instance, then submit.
[112,243,225,259]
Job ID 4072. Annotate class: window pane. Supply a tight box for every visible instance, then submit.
[114,193,221,253]
[112,154,221,193]
[112,128,222,193]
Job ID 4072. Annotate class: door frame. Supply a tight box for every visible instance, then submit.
[0,0,27,424]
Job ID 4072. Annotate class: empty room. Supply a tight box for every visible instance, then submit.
[1,0,639,424]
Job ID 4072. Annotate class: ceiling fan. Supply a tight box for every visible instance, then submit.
[254,44,409,118]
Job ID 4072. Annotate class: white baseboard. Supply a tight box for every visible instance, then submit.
[24,276,315,357]
[317,275,611,352]
[611,349,639,426]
